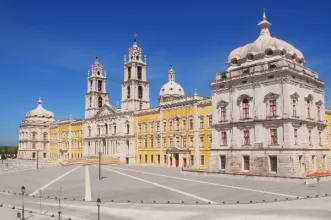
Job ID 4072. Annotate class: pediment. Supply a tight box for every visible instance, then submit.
[290,92,300,100]
[264,92,280,102]
[96,104,117,117]
[216,100,229,108]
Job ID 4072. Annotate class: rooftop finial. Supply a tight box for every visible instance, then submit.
[133,33,137,42]
[263,9,266,20]
[116,101,119,108]
[38,97,42,105]
[258,9,272,36]
[168,64,175,81]
[194,89,198,96]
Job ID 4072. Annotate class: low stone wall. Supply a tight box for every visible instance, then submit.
[181,169,331,184]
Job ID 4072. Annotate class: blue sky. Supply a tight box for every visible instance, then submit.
[1,0,331,145]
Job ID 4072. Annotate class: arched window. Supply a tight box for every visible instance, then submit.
[128,67,131,79]
[137,66,142,79]
[105,124,108,135]
[242,98,249,119]
[88,126,91,136]
[89,97,92,107]
[32,132,37,140]
[127,86,130,99]
[98,97,103,108]
[138,86,143,99]
[127,124,130,134]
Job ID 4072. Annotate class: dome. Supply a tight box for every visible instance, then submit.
[25,98,54,119]
[228,11,305,68]
[159,65,185,97]
[160,81,185,97]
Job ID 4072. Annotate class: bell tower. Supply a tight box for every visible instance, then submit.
[121,34,150,111]
[85,57,109,119]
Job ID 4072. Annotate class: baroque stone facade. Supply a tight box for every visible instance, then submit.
[209,12,331,177]
[18,98,55,160]
[83,37,149,164]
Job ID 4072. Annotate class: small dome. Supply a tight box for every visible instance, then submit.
[228,11,305,68]
[25,98,54,119]
[159,64,185,97]
[159,81,185,97]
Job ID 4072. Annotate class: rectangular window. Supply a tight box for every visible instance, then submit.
[312,155,316,172]
[32,152,36,159]
[294,129,298,145]
[317,106,321,121]
[209,136,212,148]
[221,132,227,145]
[244,130,250,145]
[183,137,186,148]
[145,154,148,163]
[170,121,173,130]
[189,137,193,147]
[139,155,142,163]
[220,155,226,170]
[164,155,167,164]
[98,80,102,92]
[176,119,180,130]
[43,133,47,141]
[43,153,46,158]
[157,138,160,148]
[292,99,297,116]
[319,131,322,145]
[220,107,226,121]
[157,121,160,131]
[190,155,194,166]
[309,130,312,145]
[189,118,194,130]
[139,124,142,133]
[200,136,204,148]
[139,139,141,149]
[307,100,311,118]
[163,138,167,148]
[199,117,204,129]
[269,156,277,173]
[150,123,154,132]
[170,137,173,147]
[208,116,212,128]
[269,100,276,117]
[144,138,147,149]
[151,155,154,164]
[200,155,205,166]
[182,119,186,130]
[176,137,180,148]
[157,155,160,164]
[163,122,167,131]
[151,137,154,148]
[242,100,249,119]
[270,129,277,145]
[144,124,147,133]
[243,156,250,171]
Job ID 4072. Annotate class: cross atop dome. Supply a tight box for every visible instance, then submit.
[168,64,175,81]
[258,9,272,36]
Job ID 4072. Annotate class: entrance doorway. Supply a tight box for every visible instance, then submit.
[174,154,179,167]
[126,157,129,164]
[183,158,187,168]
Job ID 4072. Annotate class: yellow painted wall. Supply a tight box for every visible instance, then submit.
[49,121,83,160]
[134,99,212,168]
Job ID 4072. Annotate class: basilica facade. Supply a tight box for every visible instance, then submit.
[210,12,331,177]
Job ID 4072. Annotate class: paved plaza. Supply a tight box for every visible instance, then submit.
[1,160,331,219]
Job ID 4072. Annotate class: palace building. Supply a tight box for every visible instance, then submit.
[134,65,212,168]
[18,98,55,160]
[210,12,331,177]
[49,118,84,160]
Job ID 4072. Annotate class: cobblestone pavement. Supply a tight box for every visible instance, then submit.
[1,161,331,219]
